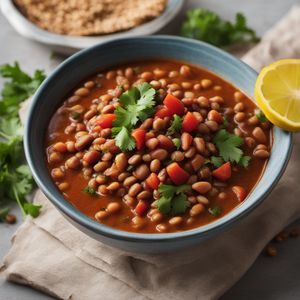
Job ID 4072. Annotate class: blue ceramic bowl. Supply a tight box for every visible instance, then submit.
[24,36,292,253]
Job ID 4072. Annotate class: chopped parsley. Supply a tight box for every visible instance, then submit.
[213,129,250,167]
[112,83,156,151]
[0,63,46,219]
[157,184,191,216]
[82,186,97,196]
[208,206,222,217]
[255,109,268,123]
[172,138,181,150]
[167,114,182,135]
[181,9,259,48]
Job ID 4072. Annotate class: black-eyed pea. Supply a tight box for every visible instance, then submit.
[169,216,183,226]
[201,79,212,89]
[49,152,63,163]
[252,127,267,143]
[197,195,210,205]
[106,202,121,214]
[190,203,205,216]
[51,168,65,180]
[192,182,212,194]
[150,159,161,173]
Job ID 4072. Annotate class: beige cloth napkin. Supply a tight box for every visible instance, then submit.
[1,6,300,300]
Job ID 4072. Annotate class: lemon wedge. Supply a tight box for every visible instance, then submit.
[255,59,300,132]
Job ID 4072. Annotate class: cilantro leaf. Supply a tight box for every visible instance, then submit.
[23,203,42,218]
[171,194,189,216]
[255,109,268,123]
[208,206,222,217]
[172,138,181,150]
[157,196,172,215]
[238,155,251,168]
[0,207,9,221]
[181,9,259,48]
[82,186,97,196]
[210,156,224,168]
[213,129,244,163]
[137,83,156,108]
[113,126,135,152]
[167,115,182,135]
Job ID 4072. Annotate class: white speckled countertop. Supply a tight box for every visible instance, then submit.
[1,0,299,299]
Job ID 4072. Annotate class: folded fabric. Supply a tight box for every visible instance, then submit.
[1,5,300,300]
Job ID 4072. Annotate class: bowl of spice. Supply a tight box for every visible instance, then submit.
[0,0,184,54]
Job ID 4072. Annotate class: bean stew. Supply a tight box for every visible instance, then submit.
[46,60,272,233]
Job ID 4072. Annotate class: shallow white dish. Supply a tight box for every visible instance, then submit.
[0,0,184,54]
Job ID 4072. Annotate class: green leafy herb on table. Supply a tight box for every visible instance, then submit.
[213,129,251,167]
[181,9,259,48]
[0,62,46,220]
[157,184,191,216]
[112,83,156,151]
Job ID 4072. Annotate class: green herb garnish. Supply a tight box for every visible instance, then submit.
[172,138,181,150]
[0,63,45,219]
[71,111,81,120]
[238,155,251,168]
[210,156,224,168]
[213,129,249,167]
[82,186,97,196]
[255,109,268,123]
[112,83,156,151]
[208,206,222,217]
[181,9,259,48]
[167,114,182,135]
[157,184,191,216]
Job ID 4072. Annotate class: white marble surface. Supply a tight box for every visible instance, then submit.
[1,0,300,299]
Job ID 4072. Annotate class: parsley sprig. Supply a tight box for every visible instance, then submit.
[157,184,191,216]
[112,83,156,151]
[213,129,251,167]
[181,9,259,48]
[0,63,45,220]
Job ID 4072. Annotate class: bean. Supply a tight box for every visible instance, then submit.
[75,131,88,139]
[49,152,63,163]
[193,83,202,91]
[197,195,209,205]
[193,111,203,122]
[197,96,210,108]
[208,187,219,197]
[96,175,107,184]
[169,70,179,78]
[123,176,138,188]
[123,194,136,208]
[190,203,205,216]
[95,211,108,221]
[107,202,121,213]
[256,144,268,150]
[209,96,224,104]
[159,78,168,88]
[248,115,260,126]
[218,192,227,200]
[224,107,234,116]
[88,178,98,190]
[93,161,110,172]
[234,102,245,112]
[206,142,217,154]
[75,87,89,97]
[128,154,142,165]
[182,82,192,89]
[193,137,206,154]
[132,216,146,229]
[83,150,101,165]
[168,83,181,91]
[133,164,150,180]
[205,120,219,132]
[184,91,195,98]
[234,91,244,102]
[153,118,165,131]
[150,80,161,89]
[234,128,243,137]
[115,153,127,171]
[150,149,168,160]
[101,104,115,114]
[51,168,65,179]
[65,141,76,152]
[142,154,152,162]
[106,70,116,80]
[141,72,154,81]
[211,102,220,110]
[76,152,84,159]
[181,132,193,151]
[150,159,161,173]
[84,109,97,120]
[137,191,151,200]
[156,223,168,232]
[100,128,112,138]
[184,162,193,173]
[140,118,153,130]
[185,147,196,158]
[118,172,130,182]
[84,81,95,89]
[53,142,67,153]
[151,213,163,223]
[153,69,167,78]
[180,65,192,77]
[75,135,93,150]
[153,191,160,201]
[188,196,197,204]
[234,112,246,122]
[253,149,270,158]
[65,156,81,169]
[245,137,256,148]
[197,123,210,134]
[98,185,109,195]
[171,151,185,162]
[146,138,159,150]
[157,135,174,150]
[68,95,81,103]
[182,98,193,106]
[169,216,183,226]
[191,154,204,171]
[201,79,212,89]
[125,67,134,78]
[187,175,198,185]
[107,182,120,191]
[252,127,267,143]
[58,182,69,191]
[192,182,212,194]
[158,168,167,182]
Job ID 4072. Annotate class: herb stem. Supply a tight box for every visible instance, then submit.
[12,185,26,219]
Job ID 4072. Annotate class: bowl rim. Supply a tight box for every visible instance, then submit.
[0,0,184,51]
[24,35,293,243]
